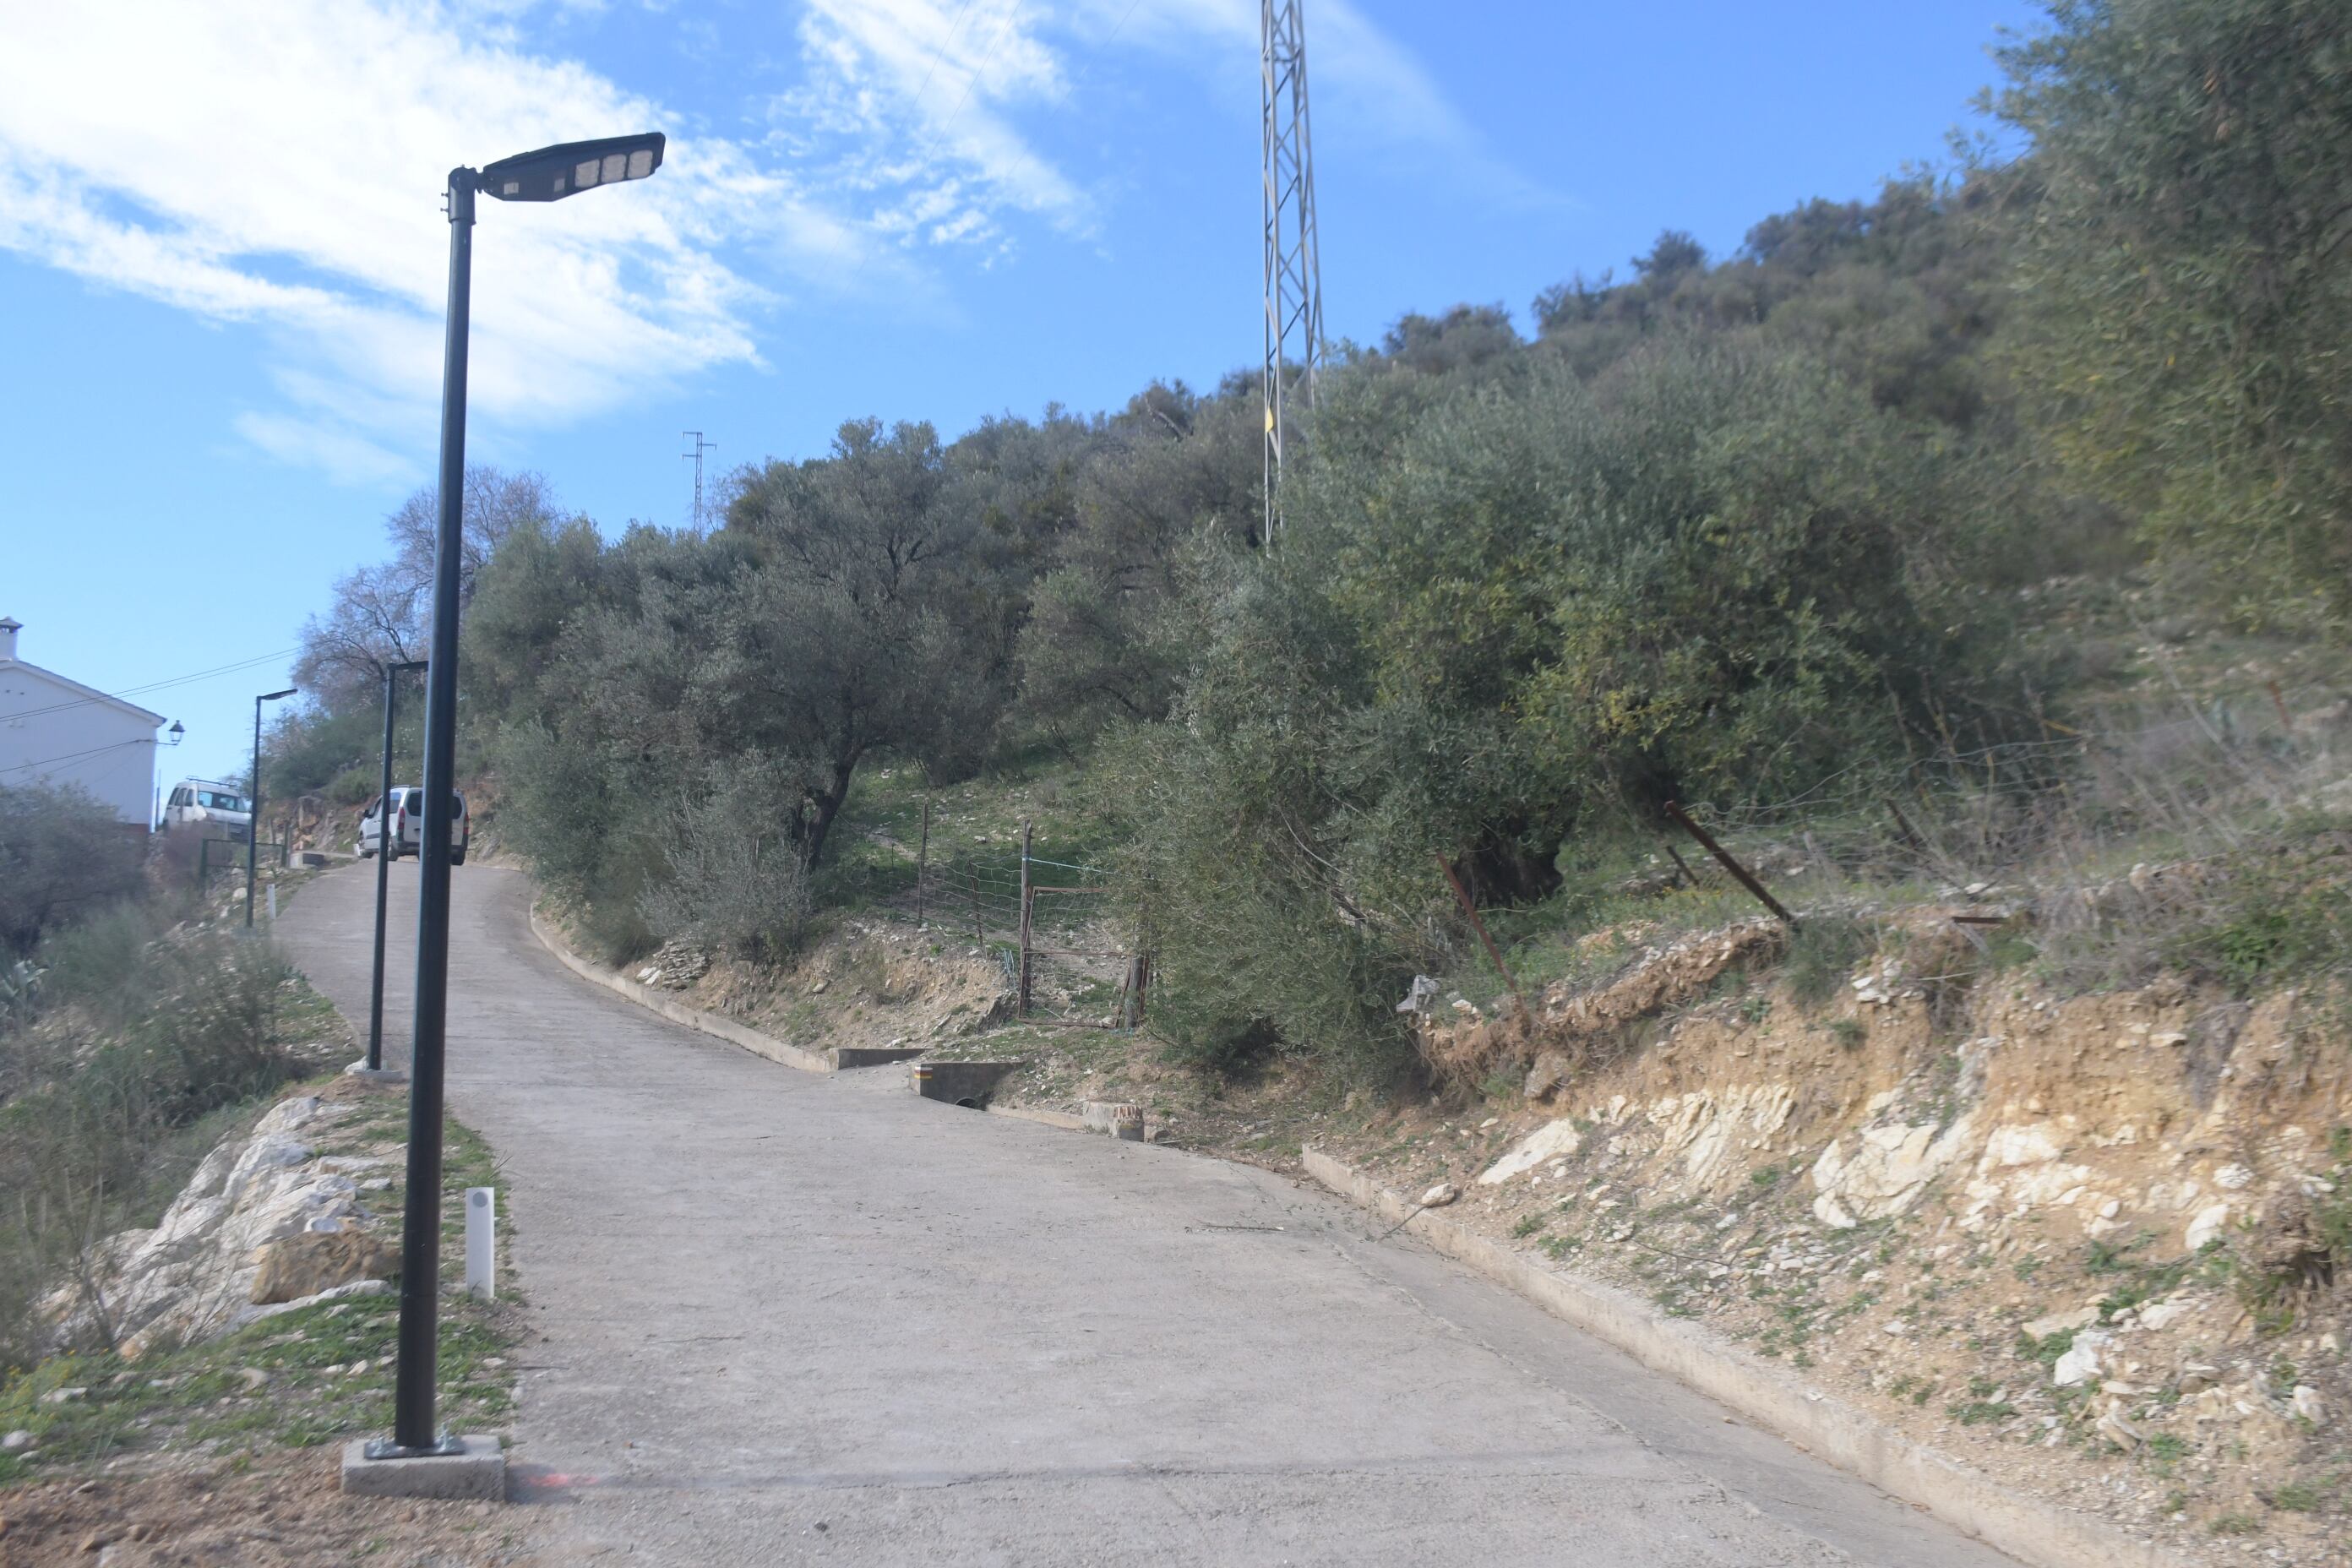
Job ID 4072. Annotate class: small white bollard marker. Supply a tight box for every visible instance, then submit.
[465,1187,496,1300]
[266,884,277,922]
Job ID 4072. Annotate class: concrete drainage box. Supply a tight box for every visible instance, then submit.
[910,1059,1027,1107]
[833,1045,926,1070]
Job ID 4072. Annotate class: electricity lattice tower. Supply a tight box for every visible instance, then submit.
[1260,0,1326,541]
[681,430,717,531]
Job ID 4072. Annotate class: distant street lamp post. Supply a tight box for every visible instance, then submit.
[155,721,184,831]
[365,660,429,1075]
[376,132,667,1462]
[247,689,297,928]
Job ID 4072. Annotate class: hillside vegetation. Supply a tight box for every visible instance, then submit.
[263,0,2352,1091]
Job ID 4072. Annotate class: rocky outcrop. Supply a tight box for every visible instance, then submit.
[43,1094,392,1357]
[1810,1113,1975,1228]
[250,1228,398,1304]
[1423,919,1787,1087]
[1402,934,2352,1563]
[634,941,711,989]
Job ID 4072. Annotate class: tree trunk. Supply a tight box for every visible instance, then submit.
[1456,829,1563,909]
[798,750,861,868]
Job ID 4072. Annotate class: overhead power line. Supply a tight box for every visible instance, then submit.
[0,736,158,777]
[1,646,300,724]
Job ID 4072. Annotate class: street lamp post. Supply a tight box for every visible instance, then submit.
[364,660,429,1075]
[155,721,184,831]
[373,132,666,1464]
[247,689,297,928]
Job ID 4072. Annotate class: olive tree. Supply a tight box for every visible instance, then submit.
[1989,0,2352,629]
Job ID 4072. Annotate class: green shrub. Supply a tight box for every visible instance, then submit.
[0,912,307,1370]
[2179,831,2352,995]
[1783,917,1870,1004]
[637,760,815,962]
[0,784,146,957]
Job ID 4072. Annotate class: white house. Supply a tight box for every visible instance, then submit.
[0,617,168,827]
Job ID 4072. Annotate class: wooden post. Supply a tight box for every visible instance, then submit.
[969,865,983,942]
[1016,819,1033,1018]
[1663,801,1797,927]
[1435,854,1525,1013]
[915,798,930,926]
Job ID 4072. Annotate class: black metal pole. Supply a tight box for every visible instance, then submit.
[388,165,475,1456]
[246,696,262,928]
[368,669,398,1070]
[368,661,426,1073]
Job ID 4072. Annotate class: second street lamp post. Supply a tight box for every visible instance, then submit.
[372,132,666,1466]
[247,689,297,928]
[363,659,429,1076]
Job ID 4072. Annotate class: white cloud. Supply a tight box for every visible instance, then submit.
[1113,0,1556,207]
[0,0,817,482]
[777,0,1088,253]
[773,0,1556,264]
[233,413,415,488]
[0,0,1545,484]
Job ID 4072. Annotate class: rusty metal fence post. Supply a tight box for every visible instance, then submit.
[915,798,929,926]
[1016,819,1033,1017]
[1435,854,1526,1013]
[1663,800,1796,927]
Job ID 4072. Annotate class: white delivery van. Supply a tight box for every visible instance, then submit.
[358,787,469,864]
[161,779,252,841]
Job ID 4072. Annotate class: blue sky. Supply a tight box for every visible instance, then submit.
[0,0,2041,787]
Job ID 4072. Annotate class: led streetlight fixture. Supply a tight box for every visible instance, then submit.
[478,132,663,203]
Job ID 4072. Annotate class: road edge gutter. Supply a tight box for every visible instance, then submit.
[1302,1147,2190,1568]
[527,903,834,1075]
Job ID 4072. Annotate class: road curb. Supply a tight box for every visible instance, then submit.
[1301,1147,2188,1568]
[527,905,834,1075]
[987,1103,1089,1132]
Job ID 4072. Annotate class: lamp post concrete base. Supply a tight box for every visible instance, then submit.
[340,1435,504,1500]
[345,1061,409,1085]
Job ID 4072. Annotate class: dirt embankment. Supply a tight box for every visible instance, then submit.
[1376,928,2352,1566]
[632,919,1016,1057]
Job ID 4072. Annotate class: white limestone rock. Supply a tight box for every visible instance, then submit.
[1479,1119,1584,1185]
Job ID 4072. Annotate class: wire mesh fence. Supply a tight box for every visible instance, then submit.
[1663,673,2349,900]
[846,671,2346,1026]
[1375,672,2352,1003]
[899,815,1149,1030]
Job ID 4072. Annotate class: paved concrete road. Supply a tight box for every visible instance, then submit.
[278,863,2017,1567]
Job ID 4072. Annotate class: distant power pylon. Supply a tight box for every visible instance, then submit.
[1261,0,1326,542]
[681,430,717,531]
